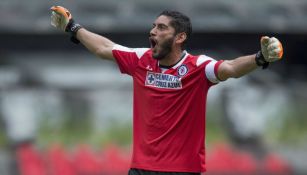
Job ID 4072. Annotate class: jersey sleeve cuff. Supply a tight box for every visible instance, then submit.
[205,60,224,84]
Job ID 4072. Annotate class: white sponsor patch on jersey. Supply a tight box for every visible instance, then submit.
[145,72,182,89]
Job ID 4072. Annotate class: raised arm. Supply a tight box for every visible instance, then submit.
[76,28,115,60]
[218,36,283,81]
[50,6,115,61]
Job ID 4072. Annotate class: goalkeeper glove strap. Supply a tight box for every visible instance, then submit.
[65,19,83,44]
[255,51,269,69]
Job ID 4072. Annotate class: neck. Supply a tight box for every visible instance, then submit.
[159,48,184,67]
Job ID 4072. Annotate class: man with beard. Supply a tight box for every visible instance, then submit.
[50,6,283,175]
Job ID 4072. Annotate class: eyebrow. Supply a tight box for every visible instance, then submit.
[152,23,169,28]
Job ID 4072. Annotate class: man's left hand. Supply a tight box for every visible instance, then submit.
[260,36,283,62]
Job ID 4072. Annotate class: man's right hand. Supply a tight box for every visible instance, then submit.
[51,6,82,43]
[50,6,72,31]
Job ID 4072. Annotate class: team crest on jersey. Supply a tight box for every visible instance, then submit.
[145,72,182,89]
[177,64,188,77]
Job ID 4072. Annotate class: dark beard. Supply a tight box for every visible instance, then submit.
[152,36,174,60]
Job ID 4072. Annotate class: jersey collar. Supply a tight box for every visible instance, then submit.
[158,50,188,70]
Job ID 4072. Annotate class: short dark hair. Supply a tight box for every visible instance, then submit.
[158,10,192,49]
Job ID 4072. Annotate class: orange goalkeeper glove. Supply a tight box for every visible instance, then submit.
[50,6,82,44]
[255,36,283,69]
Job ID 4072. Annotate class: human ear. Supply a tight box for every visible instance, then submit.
[175,32,187,44]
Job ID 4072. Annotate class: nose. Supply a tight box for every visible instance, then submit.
[150,27,156,36]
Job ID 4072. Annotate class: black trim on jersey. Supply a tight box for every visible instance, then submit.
[128,168,201,175]
[159,51,187,69]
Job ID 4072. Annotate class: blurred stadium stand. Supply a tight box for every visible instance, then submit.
[1,0,307,67]
[0,0,307,174]
[0,0,307,33]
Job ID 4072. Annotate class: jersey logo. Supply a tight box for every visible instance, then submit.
[177,64,188,77]
[145,72,182,89]
[146,65,153,71]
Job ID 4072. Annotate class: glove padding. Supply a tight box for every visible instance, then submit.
[51,6,82,44]
[50,6,72,31]
[260,36,283,62]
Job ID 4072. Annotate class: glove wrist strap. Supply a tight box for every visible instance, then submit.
[255,51,269,69]
[65,19,83,44]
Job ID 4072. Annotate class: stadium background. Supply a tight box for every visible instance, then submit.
[0,0,306,174]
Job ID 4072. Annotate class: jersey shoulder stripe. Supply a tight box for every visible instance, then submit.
[196,55,215,67]
[113,44,150,59]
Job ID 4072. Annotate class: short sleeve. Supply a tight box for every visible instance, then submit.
[205,59,224,84]
[196,55,224,84]
[112,44,150,76]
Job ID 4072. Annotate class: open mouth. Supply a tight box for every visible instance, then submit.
[149,38,158,49]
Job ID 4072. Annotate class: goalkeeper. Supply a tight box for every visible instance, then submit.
[50,6,283,175]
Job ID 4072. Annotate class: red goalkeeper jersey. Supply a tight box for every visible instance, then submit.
[112,44,223,173]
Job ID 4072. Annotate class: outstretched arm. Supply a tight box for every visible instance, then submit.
[76,28,115,60]
[50,6,115,61]
[217,36,283,81]
[218,54,258,81]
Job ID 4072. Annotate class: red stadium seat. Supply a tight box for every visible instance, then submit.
[46,144,76,175]
[264,153,291,174]
[72,145,102,175]
[16,143,47,175]
[101,145,131,175]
